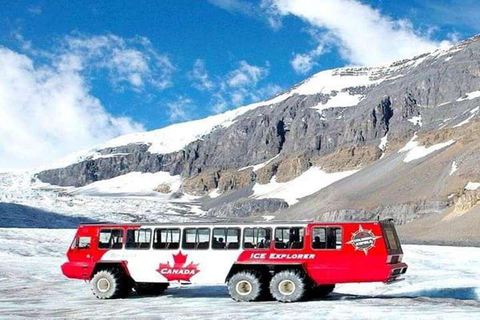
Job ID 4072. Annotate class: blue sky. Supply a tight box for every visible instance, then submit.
[1,0,480,169]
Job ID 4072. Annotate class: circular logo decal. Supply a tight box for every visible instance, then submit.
[347,225,382,255]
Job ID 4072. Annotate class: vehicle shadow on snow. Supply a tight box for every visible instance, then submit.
[131,286,479,302]
[126,285,229,300]
[327,287,479,302]
[0,202,98,228]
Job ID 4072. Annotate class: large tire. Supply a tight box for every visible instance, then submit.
[135,283,169,296]
[227,271,263,302]
[269,270,306,303]
[310,284,335,298]
[91,269,131,299]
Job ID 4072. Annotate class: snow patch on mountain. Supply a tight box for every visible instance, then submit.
[251,167,358,205]
[402,140,455,163]
[408,115,422,127]
[454,107,479,127]
[239,154,280,172]
[312,92,363,113]
[457,91,480,102]
[465,182,480,191]
[70,171,183,197]
[450,161,458,175]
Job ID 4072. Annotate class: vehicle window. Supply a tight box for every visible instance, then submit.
[212,228,240,249]
[71,236,91,249]
[126,229,152,250]
[385,229,399,250]
[243,227,272,249]
[312,227,342,249]
[182,228,210,250]
[98,229,123,249]
[275,227,305,249]
[153,228,180,249]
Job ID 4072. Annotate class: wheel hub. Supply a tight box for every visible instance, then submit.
[236,280,253,296]
[278,279,296,295]
[97,278,111,293]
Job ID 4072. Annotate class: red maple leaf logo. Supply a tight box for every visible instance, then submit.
[156,251,200,282]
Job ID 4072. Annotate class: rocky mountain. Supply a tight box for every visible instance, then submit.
[29,35,480,245]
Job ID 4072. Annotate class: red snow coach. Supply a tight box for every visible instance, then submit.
[62,220,407,302]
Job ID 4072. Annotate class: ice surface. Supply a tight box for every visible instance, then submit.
[251,167,358,205]
[0,172,205,224]
[0,228,479,319]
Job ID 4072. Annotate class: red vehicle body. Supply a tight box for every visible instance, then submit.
[62,220,407,302]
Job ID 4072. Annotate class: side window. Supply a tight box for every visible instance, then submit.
[126,229,152,250]
[98,229,123,249]
[153,228,181,249]
[275,227,305,249]
[312,227,342,249]
[71,236,91,249]
[182,228,210,250]
[212,228,240,249]
[243,227,272,249]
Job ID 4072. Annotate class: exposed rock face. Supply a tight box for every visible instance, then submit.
[319,201,450,225]
[275,155,310,182]
[312,145,382,172]
[154,183,171,194]
[217,170,255,193]
[453,190,480,212]
[181,171,219,196]
[256,163,277,184]
[207,199,288,219]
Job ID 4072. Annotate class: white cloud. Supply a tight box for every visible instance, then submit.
[0,46,144,171]
[208,0,253,16]
[226,60,268,88]
[188,59,281,113]
[167,96,194,121]
[271,0,451,67]
[189,59,214,91]
[209,0,283,29]
[291,52,316,74]
[61,34,175,91]
[27,5,42,16]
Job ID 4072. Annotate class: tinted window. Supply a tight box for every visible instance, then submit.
[275,227,305,249]
[98,229,123,249]
[182,228,210,250]
[243,228,272,249]
[153,228,181,249]
[126,229,152,249]
[212,228,240,249]
[312,227,342,249]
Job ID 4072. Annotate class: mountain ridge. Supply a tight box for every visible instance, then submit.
[23,34,480,244]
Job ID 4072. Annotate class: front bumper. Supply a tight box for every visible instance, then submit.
[61,261,93,280]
